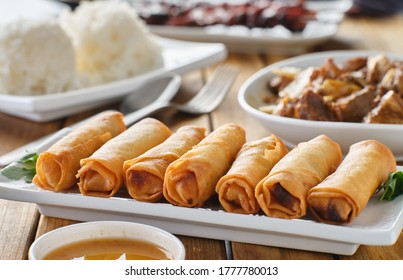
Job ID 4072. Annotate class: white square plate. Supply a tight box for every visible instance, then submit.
[0,37,227,122]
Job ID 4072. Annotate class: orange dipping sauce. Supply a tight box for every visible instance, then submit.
[43,238,172,260]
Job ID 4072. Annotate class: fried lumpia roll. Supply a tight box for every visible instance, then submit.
[307,140,396,224]
[215,135,288,214]
[33,111,126,192]
[255,135,342,219]
[77,118,172,198]
[123,126,206,202]
[163,123,246,208]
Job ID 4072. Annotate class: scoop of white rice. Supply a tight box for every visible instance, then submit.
[0,20,77,95]
[59,0,163,86]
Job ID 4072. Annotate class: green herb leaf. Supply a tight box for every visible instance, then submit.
[0,152,38,183]
[377,171,403,201]
[20,152,38,164]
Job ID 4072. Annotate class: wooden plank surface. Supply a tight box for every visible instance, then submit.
[0,112,64,260]
[0,200,38,260]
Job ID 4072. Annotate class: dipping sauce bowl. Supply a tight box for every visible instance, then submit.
[28,221,185,260]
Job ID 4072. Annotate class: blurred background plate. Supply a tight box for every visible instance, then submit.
[149,22,338,54]
[306,0,352,12]
[129,0,350,54]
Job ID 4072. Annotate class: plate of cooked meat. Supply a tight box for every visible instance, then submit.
[238,50,403,159]
[129,0,346,54]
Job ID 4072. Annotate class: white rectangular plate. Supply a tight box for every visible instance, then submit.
[0,132,401,256]
[0,37,227,122]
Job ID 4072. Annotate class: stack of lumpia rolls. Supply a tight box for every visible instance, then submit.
[123,126,206,202]
[215,134,288,214]
[163,123,246,208]
[307,140,396,224]
[33,111,126,192]
[255,135,343,219]
[76,118,172,198]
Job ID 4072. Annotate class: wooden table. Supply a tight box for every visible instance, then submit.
[1,15,402,260]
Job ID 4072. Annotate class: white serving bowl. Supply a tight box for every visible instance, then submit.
[238,50,403,160]
[28,221,185,260]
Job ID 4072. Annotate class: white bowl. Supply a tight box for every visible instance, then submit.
[28,221,185,260]
[238,50,403,160]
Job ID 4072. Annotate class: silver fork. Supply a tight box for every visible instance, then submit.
[121,64,239,125]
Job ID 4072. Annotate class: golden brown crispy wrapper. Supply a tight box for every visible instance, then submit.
[77,118,172,197]
[255,135,342,219]
[33,111,126,192]
[163,123,246,208]
[123,125,206,202]
[215,135,288,214]
[307,140,396,224]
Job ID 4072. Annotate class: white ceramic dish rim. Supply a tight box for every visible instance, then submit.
[1,177,402,255]
[149,21,338,43]
[28,220,186,260]
[148,22,338,56]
